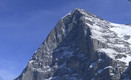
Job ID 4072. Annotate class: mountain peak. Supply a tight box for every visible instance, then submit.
[62,8,103,23]
[74,8,85,12]
[72,8,89,16]
[61,8,86,19]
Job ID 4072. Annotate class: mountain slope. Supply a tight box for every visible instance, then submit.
[15,8,131,80]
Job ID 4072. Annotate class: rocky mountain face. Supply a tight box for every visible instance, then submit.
[15,8,131,80]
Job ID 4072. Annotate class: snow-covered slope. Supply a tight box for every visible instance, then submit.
[110,23,131,65]
[15,8,131,80]
[110,23,131,44]
[74,9,131,66]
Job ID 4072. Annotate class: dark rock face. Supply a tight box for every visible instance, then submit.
[120,62,131,80]
[15,8,131,80]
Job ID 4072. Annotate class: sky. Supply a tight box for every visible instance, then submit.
[0,0,131,80]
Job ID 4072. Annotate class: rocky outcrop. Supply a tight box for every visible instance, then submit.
[15,8,131,80]
[120,62,131,80]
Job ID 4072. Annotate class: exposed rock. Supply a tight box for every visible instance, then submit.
[120,62,131,80]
